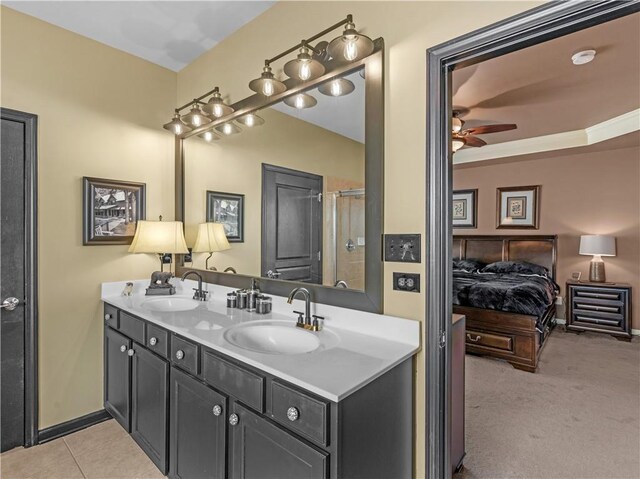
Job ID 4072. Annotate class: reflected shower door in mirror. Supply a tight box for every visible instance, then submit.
[184,68,366,290]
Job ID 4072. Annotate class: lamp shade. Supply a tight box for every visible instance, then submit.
[579,235,616,257]
[128,221,189,254]
[192,223,231,253]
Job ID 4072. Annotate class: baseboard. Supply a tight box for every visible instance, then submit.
[38,409,111,444]
[554,318,639,336]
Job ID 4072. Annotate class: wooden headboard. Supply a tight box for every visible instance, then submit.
[453,235,558,280]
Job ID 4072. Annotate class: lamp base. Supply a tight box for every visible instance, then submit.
[589,260,606,283]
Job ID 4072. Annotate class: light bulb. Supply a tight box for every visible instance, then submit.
[452,117,463,133]
[212,104,223,118]
[245,115,255,127]
[223,123,232,135]
[299,61,311,81]
[173,124,182,135]
[203,131,214,142]
[192,115,202,127]
[330,81,342,96]
[294,95,305,109]
[344,39,358,61]
[263,80,274,97]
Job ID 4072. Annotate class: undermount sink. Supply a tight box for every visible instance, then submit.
[141,297,199,312]
[224,321,322,355]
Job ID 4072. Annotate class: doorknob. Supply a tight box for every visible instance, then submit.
[1,297,19,311]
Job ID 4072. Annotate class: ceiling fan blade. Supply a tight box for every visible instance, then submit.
[462,124,517,135]
[464,136,487,148]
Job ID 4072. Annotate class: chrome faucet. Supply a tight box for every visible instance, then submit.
[287,287,323,331]
[334,280,348,288]
[181,271,209,301]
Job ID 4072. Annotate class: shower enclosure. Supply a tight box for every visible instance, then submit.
[328,188,365,290]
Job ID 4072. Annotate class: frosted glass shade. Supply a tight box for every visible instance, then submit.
[192,223,231,253]
[579,235,616,257]
[128,221,189,254]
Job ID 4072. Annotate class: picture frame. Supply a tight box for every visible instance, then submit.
[452,189,477,228]
[83,177,146,245]
[496,185,540,229]
[206,190,244,242]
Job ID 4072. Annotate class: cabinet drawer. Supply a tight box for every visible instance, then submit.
[202,350,264,412]
[104,304,119,329]
[146,323,169,359]
[119,312,146,344]
[171,335,200,376]
[572,313,623,329]
[574,288,625,301]
[270,381,329,446]
[466,329,513,352]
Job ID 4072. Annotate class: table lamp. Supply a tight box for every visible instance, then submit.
[192,222,231,270]
[579,235,616,283]
[129,220,189,272]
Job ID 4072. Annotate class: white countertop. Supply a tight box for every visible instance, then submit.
[102,279,420,402]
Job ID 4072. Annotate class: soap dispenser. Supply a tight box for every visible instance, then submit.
[247,278,261,312]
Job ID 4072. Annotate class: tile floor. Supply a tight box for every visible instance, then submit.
[0,420,164,479]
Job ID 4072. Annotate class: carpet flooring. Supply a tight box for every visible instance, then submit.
[456,329,640,479]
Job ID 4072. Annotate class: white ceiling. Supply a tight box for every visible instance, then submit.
[4,1,275,71]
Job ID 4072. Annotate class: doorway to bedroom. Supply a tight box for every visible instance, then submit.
[448,10,640,479]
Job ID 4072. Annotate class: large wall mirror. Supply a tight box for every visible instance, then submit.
[177,41,383,312]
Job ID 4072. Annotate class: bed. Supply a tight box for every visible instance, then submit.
[453,235,558,372]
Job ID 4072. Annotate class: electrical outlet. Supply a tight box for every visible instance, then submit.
[384,234,421,263]
[393,272,420,292]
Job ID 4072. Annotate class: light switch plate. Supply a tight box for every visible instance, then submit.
[384,234,421,263]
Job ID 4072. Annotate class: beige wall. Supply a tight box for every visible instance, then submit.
[453,145,640,329]
[184,108,364,278]
[177,2,542,475]
[1,7,177,428]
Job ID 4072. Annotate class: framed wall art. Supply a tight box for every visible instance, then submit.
[206,190,244,242]
[496,185,540,229]
[83,177,146,245]
[452,189,477,228]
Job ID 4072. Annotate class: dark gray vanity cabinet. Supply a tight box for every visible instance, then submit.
[104,326,131,432]
[169,368,227,479]
[229,401,328,479]
[131,344,169,474]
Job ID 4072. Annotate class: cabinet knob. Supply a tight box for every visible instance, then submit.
[127,349,135,357]
[149,337,158,346]
[466,334,481,343]
[228,413,239,426]
[212,405,222,416]
[105,313,112,321]
[175,350,185,360]
[286,407,299,422]
[120,345,127,353]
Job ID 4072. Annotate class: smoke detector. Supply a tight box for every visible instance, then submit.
[571,50,596,65]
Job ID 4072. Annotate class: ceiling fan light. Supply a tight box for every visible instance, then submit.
[283,93,317,110]
[249,65,287,97]
[284,46,326,81]
[182,104,211,128]
[318,78,355,97]
[203,88,234,118]
[452,116,463,134]
[163,112,191,135]
[327,22,374,63]
[452,137,466,152]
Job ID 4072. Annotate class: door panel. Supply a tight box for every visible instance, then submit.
[230,402,327,479]
[131,345,169,474]
[262,165,322,284]
[170,367,227,479]
[1,117,26,452]
[104,327,131,431]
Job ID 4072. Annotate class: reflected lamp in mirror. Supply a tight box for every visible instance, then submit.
[193,222,231,271]
[579,235,616,283]
[129,220,189,272]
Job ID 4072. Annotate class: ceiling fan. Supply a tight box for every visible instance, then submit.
[452,109,517,152]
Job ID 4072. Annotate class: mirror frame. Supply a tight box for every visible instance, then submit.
[175,38,385,313]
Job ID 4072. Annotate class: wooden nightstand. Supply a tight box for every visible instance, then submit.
[566,281,632,341]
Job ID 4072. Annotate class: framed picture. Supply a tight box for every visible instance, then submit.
[206,191,244,242]
[83,177,146,245]
[496,185,540,229]
[452,189,477,228]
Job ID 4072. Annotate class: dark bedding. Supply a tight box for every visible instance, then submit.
[453,270,559,318]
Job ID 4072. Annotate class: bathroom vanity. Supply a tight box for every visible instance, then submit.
[102,280,420,479]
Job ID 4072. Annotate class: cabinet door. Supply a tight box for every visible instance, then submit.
[104,327,131,432]
[131,345,169,474]
[229,402,327,479]
[170,367,227,479]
